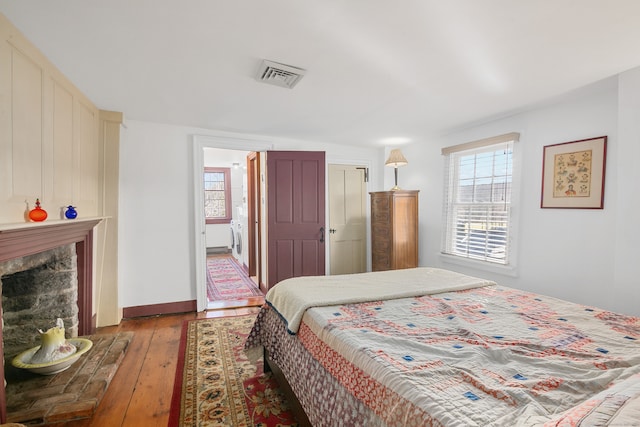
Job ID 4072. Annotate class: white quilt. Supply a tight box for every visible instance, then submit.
[265,267,495,334]
[298,285,640,426]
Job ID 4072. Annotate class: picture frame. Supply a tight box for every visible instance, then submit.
[541,136,607,209]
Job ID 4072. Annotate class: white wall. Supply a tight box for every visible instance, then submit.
[119,69,640,316]
[205,223,230,249]
[612,67,640,313]
[407,69,640,317]
[118,122,381,309]
[119,122,195,308]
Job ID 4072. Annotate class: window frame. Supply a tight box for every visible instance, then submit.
[204,167,232,225]
[440,133,520,274]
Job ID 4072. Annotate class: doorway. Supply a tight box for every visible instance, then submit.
[202,147,261,309]
[193,137,372,311]
[192,135,273,312]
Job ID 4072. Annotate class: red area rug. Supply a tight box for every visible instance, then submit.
[169,315,298,426]
[206,255,262,301]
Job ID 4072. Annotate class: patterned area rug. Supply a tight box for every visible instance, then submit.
[206,255,263,301]
[169,315,298,427]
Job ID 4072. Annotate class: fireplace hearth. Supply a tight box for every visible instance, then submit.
[0,218,103,423]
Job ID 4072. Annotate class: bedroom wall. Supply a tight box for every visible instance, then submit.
[120,68,639,315]
[118,121,382,310]
[404,68,640,317]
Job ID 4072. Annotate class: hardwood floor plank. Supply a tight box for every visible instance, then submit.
[78,317,156,427]
[42,308,246,426]
[122,314,192,427]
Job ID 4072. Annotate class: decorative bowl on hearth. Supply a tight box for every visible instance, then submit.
[11,318,93,375]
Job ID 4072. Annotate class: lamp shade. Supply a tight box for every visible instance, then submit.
[385,149,408,167]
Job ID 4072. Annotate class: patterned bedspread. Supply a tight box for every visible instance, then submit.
[246,283,640,426]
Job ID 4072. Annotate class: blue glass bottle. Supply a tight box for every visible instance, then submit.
[64,205,77,219]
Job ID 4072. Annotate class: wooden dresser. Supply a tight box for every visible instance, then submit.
[370,190,419,271]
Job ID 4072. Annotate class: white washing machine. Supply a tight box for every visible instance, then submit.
[230,220,237,257]
[231,219,242,261]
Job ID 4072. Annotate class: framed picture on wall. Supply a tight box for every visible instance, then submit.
[541,136,607,209]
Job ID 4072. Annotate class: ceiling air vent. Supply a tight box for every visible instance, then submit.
[255,60,306,89]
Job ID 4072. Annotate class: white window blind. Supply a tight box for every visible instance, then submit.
[441,133,519,265]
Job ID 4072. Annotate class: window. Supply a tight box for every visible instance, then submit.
[441,133,519,266]
[204,167,231,224]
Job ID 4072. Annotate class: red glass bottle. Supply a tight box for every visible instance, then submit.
[28,198,48,222]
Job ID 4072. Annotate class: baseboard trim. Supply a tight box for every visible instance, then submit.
[122,300,197,319]
[207,246,231,255]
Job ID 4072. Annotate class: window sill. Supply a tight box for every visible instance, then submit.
[206,219,232,225]
[439,253,518,277]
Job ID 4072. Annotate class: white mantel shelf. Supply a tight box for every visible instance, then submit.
[0,216,107,232]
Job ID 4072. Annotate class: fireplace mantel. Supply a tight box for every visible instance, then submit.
[0,217,104,423]
[0,217,105,334]
[0,217,104,259]
[0,217,104,232]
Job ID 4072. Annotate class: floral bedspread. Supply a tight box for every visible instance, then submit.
[246,285,640,426]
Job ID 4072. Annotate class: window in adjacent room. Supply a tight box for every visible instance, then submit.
[441,133,520,266]
[204,167,231,224]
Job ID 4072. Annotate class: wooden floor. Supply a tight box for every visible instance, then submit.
[50,302,264,427]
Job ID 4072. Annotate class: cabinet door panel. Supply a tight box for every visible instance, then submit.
[9,49,43,201]
[50,81,75,206]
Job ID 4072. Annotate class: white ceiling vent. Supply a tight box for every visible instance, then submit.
[255,60,306,89]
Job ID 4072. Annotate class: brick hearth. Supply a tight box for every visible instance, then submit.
[4,332,132,425]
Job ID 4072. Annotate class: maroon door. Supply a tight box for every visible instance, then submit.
[267,151,326,288]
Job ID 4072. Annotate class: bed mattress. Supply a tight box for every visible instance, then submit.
[245,269,640,426]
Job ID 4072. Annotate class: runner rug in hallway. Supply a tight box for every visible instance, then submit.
[206,256,262,301]
[169,315,298,427]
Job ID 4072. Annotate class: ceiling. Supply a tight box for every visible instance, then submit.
[2,1,640,148]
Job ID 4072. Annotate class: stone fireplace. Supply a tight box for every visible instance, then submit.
[0,218,102,423]
[1,244,79,359]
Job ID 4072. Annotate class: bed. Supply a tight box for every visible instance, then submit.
[244,267,640,426]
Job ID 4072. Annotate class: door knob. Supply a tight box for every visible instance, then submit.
[329,228,337,234]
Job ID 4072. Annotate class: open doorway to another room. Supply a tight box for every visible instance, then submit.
[203,148,263,310]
